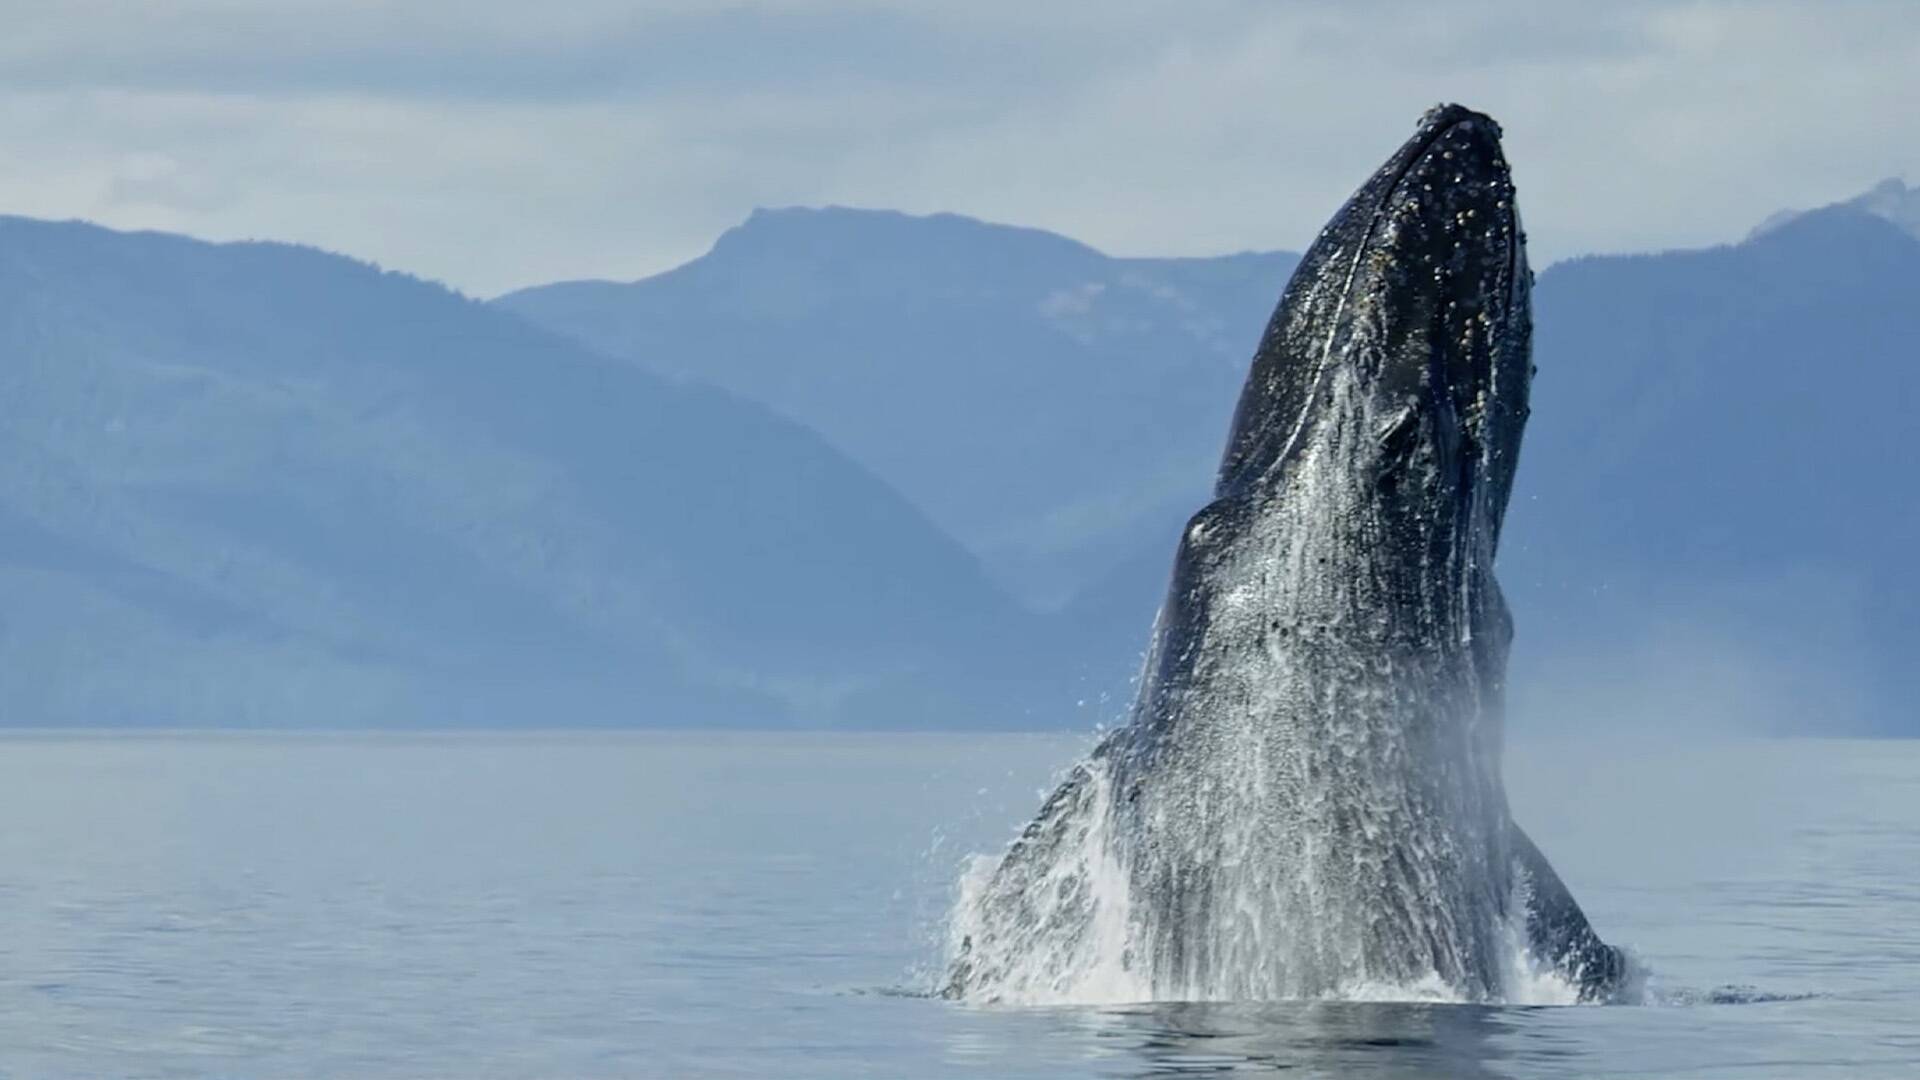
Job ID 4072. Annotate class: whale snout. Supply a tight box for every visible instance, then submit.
[1364,106,1531,510]
[1375,105,1523,341]
[1218,105,1530,499]
[1389,108,1519,275]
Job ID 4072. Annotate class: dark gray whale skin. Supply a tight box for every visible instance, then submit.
[948,105,1624,1003]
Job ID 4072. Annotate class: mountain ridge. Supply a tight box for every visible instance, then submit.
[3,190,1913,733]
[498,204,1301,607]
[1748,177,1920,244]
[503,198,1920,735]
[0,213,1042,728]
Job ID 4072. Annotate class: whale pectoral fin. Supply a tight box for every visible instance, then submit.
[943,763,1105,1001]
[1512,825,1627,1001]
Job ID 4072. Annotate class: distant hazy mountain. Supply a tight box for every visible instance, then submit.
[1061,207,1920,734]
[1750,177,1920,244]
[506,202,1920,734]
[1504,206,1920,735]
[8,198,1912,734]
[497,207,1299,607]
[0,217,1040,728]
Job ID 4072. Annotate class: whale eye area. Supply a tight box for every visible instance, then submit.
[1374,403,1425,491]
[1376,403,1420,449]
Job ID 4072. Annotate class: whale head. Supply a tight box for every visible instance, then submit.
[1216,104,1532,600]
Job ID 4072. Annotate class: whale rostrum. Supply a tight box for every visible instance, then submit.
[946,104,1625,1005]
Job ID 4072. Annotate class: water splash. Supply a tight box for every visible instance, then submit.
[942,745,1594,1007]
[944,765,1148,1005]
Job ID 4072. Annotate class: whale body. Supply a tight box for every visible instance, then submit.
[947,105,1624,1005]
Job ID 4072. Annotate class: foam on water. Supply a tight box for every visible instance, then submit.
[942,749,1593,1008]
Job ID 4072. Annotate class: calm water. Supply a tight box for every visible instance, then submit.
[0,730,1914,1078]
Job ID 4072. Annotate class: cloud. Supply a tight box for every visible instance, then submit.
[0,1,1179,102]
[0,1,1913,294]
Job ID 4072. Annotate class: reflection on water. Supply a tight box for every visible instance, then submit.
[935,998,1542,1078]
[1077,1000,1517,1078]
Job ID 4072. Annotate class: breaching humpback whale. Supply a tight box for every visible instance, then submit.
[946,105,1624,1004]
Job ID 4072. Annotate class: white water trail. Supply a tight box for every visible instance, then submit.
[941,372,1596,1008]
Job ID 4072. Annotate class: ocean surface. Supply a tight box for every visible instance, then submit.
[0,730,1914,1078]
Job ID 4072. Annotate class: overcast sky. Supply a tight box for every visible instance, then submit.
[2,1,1914,296]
